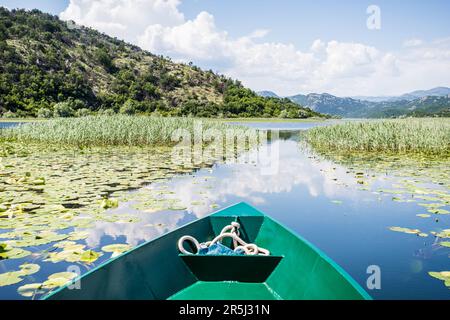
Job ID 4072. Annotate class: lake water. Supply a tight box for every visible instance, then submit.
[0,122,21,129]
[0,121,449,299]
[136,122,447,300]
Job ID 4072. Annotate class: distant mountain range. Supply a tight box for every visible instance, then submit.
[258,87,450,118]
[352,87,450,103]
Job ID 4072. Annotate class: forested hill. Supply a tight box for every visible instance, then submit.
[0,8,324,119]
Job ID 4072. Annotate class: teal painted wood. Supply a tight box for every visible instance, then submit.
[45,202,371,300]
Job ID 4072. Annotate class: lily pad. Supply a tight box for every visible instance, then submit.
[42,277,71,289]
[428,271,450,288]
[17,283,45,297]
[67,231,89,241]
[0,271,23,287]
[100,198,119,209]
[18,263,40,276]
[431,229,450,238]
[168,206,187,211]
[389,227,421,235]
[101,244,131,255]
[0,247,31,260]
[427,208,450,215]
[53,241,77,249]
[419,203,445,209]
[80,250,101,264]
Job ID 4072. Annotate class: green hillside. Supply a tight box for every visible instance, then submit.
[0,8,323,119]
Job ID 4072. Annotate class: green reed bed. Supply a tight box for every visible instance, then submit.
[305,118,450,156]
[0,115,254,147]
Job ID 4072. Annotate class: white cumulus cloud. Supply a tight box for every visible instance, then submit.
[60,0,184,42]
[138,11,230,63]
[60,1,450,97]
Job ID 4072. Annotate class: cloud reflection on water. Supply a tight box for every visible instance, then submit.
[82,136,389,247]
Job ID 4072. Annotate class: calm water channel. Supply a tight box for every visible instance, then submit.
[1,121,449,299]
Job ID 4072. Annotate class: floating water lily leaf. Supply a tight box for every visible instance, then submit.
[0,247,31,260]
[415,196,441,202]
[17,283,45,297]
[42,277,71,289]
[80,250,101,264]
[332,200,343,205]
[31,178,45,186]
[440,242,450,248]
[44,246,86,263]
[100,198,119,209]
[0,271,23,287]
[392,197,415,203]
[431,229,450,239]
[428,208,450,215]
[18,263,40,276]
[168,206,187,211]
[416,214,431,218]
[101,244,131,255]
[53,241,77,249]
[419,203,445,208]
[389,227,421,235]
[9,232,68,247]
[428,271,450,288]
[67,231,89,241]
[378,189,404,195]
[70,218,94,228]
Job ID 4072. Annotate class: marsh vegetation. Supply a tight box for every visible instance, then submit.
[305,119,450,156]
[0,115,255,147]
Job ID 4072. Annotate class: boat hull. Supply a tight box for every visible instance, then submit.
[45,203,371,300]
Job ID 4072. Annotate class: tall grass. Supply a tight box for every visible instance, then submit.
[305,119,450,156]
[0,115,254,147]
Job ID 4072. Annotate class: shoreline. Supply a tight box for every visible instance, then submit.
[0,117,329,124]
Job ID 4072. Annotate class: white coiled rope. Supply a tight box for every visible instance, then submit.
[178,222,270,256]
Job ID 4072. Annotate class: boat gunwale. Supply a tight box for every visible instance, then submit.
[261,214,372,300]
[43,202,247,300]
[43,202,372,300]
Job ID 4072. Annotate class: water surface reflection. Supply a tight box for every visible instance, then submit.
[1,121,448,299]
[84,122,449,299]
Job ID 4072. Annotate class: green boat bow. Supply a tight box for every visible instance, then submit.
[45,202,371,300]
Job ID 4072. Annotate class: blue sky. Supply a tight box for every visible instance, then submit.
[179,0,450,51]
[1,0,450,96]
